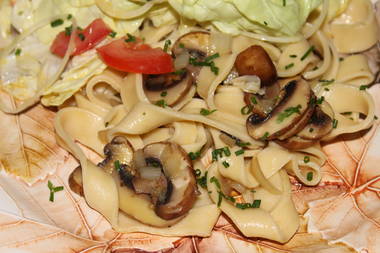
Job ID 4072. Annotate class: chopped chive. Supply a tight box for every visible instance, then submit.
[332,119,338,128]
[285,63,294,70]
[223,147,231,157]
[196,171,207,189]
[277,105,302,123]
[312,66,319,71]
[200,108,217,116]
[250,96,258,104]
[316,96,324,105]
[289,54,297,58]
[306,172,313,181]
[105,122,109,127]
[78,33,85,41]
[339,57,344,62]
[195,169,202,177]
[188,151,201,160]
[235,149,245,156]
[155,99,167,108]
[304,156,310,163]
[210,176,221,189]
[204,53,220,62]
[160,91,167,97]
[375,115,378,120]
[47,180,64,202]
[301,45,315,61]
[359,85,370,90]
[235,199,261,209]
[109,31,117,38]
[14,48,21,56]
[283,0,286,6]
[217,192,222,207]
[324,88,330,91]
[114,160,122,172]
[65,25,73,36]
[179,43,185,48]
[261,132,269,141]
[163,39,171,52]
[319,79,335,86]
[263,21,268,26]
[125,33,136,42]
[309,128,314,133]
[240,105,252,115]
[51,19,64,27]
[67,14,72,20]
[173,69,186,75]
[222,161,230,168]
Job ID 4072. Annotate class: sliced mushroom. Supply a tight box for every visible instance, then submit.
[235,45,277,87]
[275,136,317,150]
[98,137,197,220]
[297,106,333,140]
[141,142,198,220]
[172,31,210,58]
[246,79,314,141]
[98,136,135,176]
[144,69,193,106]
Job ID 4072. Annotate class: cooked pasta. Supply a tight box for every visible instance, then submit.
[0,0,378,244]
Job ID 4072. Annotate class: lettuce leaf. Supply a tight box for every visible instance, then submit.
[168,0,322,36]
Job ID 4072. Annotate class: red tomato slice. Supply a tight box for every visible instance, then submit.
[96,39,174,74]
[50,18,112,57]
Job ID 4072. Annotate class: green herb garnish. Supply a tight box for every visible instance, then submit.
[222,161,230,168]
[301,45,315,61]
[160,91,167,97]
[332,119,338,128]
[304,156,310,163]
[289,54,297,58]
[285,63,294,70]
[240,105,252,115]
[250,96,258,104]
[109,31,117,38]
[261,132,269,141]
[163,39,171,52]
[277,105,302,123]
[235,199,261,209]
[155,99,168,108]
[125,33,136,42]
[188,151,201,160]
[51,19,64,27]
[78,33,85,41]
[306,172,313,181]
[14,48,21,56]
[359,85,370,90]
[67,14,73,20]
[235,149,245,156]
[200,108,217,116]
[47,180,64,202]
[319,79,335,86]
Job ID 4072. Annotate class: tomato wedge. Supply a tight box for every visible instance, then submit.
[96,39,174,74]
[50,18,112,57]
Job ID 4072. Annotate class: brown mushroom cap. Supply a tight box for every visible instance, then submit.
[235,45,277,87]
[69,166,84,196]
[246,79,314,140]
[172,31,210,58]
[141,142,198,220]
[275,136,317,150]
[297,105,333,140]
[144,69,193,106]
[98,136,134,175]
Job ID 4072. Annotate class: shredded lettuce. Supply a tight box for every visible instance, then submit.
[41,49,106,106]
[2,0,351,107]
[168,0,322,36]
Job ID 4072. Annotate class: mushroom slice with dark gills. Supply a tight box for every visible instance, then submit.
[99,137,198,221]
[144,69,193,106]
[137,142,198,220]
[246,79,314,141]
[297,105,334,140]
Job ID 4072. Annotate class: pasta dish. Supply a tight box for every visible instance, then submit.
[0,0,378,245]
